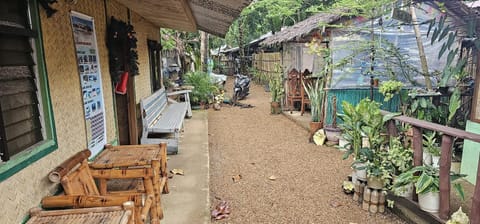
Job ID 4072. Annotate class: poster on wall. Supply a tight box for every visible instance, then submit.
[71,11,107,156]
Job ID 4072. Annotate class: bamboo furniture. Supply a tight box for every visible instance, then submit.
[27,201,135,224]
[286,69,303,114]
[90,143,169,223]
[45,149,155,224]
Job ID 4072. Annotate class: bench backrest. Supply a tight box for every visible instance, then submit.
[141,88,168,129]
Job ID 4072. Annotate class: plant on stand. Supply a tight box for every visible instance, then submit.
[303,77,325,142]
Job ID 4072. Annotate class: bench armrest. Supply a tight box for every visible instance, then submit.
[167,90,192,118]
[166,89,192,96]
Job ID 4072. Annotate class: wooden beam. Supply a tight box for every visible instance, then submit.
[180,0,197,30]
[381,111,480,142]
[439,135,453,220]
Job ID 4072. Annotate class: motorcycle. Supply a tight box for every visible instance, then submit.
[232,74,250,105]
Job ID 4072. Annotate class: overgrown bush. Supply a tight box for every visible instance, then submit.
[184,71,219,105]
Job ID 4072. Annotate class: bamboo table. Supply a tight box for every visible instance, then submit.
[90,143,168,223]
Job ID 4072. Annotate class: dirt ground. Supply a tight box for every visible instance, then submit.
[208,77,407,224]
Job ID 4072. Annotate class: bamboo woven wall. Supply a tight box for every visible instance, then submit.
[252,52,281,79]
[131,11,160,103]
[0,1,135,223]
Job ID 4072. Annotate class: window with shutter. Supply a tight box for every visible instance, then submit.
[148,39,162,92]
[0,0,57,181]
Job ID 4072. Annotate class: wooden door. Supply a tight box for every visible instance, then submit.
[115,76,138,145]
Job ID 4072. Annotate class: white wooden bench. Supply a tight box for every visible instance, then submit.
[140,88,192,154]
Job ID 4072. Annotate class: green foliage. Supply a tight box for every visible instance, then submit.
[423,132,440,156]
[332,0,395,18]
[393,165,466,198]
[184,71,219,105]
[448,88,461,125]
[379,80,403,102]
[224,0,335,47]
[387,137,413,174]
[303,77,325,122]
[269,73,283,102]
[338,98,397,160]
[428,16,468,87]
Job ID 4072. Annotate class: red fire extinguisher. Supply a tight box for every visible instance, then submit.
[115,72,128,95]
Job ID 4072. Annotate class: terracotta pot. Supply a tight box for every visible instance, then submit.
[271,102,281,114]
[367,176,384,190]
[309,121,323,142]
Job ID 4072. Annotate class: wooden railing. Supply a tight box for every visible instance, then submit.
[382,111,480,222]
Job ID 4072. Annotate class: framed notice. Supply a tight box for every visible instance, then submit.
[71,11,107,156]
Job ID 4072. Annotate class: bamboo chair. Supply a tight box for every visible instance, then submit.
[43,149,155,224]
[28,201,137,224]
[286,69,303,113]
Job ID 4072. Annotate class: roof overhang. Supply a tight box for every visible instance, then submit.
[116,0,252,37]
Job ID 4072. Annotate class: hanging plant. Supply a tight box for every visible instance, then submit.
[107,17,139,82]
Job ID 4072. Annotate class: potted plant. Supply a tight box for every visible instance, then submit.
[269,73,284,114]
[393,165,466,213]
[387,137,414,197]
[379,80,403,102]
[184,71,220,108]
[324,96,342,144]
[303,77,325,141]
[423,132,440,167]
[338,99,397,181]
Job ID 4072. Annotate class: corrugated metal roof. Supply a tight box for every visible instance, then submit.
[261,12,343,46]
[116,0,252,37]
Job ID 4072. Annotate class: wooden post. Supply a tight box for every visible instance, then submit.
[386,120,398,138]
[470,154,480,224]
[412,126,423,202]
[439,135,453,220]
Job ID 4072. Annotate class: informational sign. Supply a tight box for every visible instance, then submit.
[71,11,106,156]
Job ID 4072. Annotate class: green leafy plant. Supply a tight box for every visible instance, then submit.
[379,80,403,102]
[269,68,284,103]
[423,132,440,157]
[303,77,325,122]
[387,136,413,174]
[393,165,466,200]
[366,149,395,182]
[338,99,398,161]
[184,71,220,105]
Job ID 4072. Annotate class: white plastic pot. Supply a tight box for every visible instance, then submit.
[354,163,367,181]
[418,191,440,213]
[338,137,349,151]
[432,155,440,168]
[351,171,357,184]
[423,151,432,166]
[396,182,413,199]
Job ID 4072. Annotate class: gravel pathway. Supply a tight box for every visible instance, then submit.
[208,78,406,224]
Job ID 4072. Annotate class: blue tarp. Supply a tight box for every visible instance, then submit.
[330,2,453,88]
